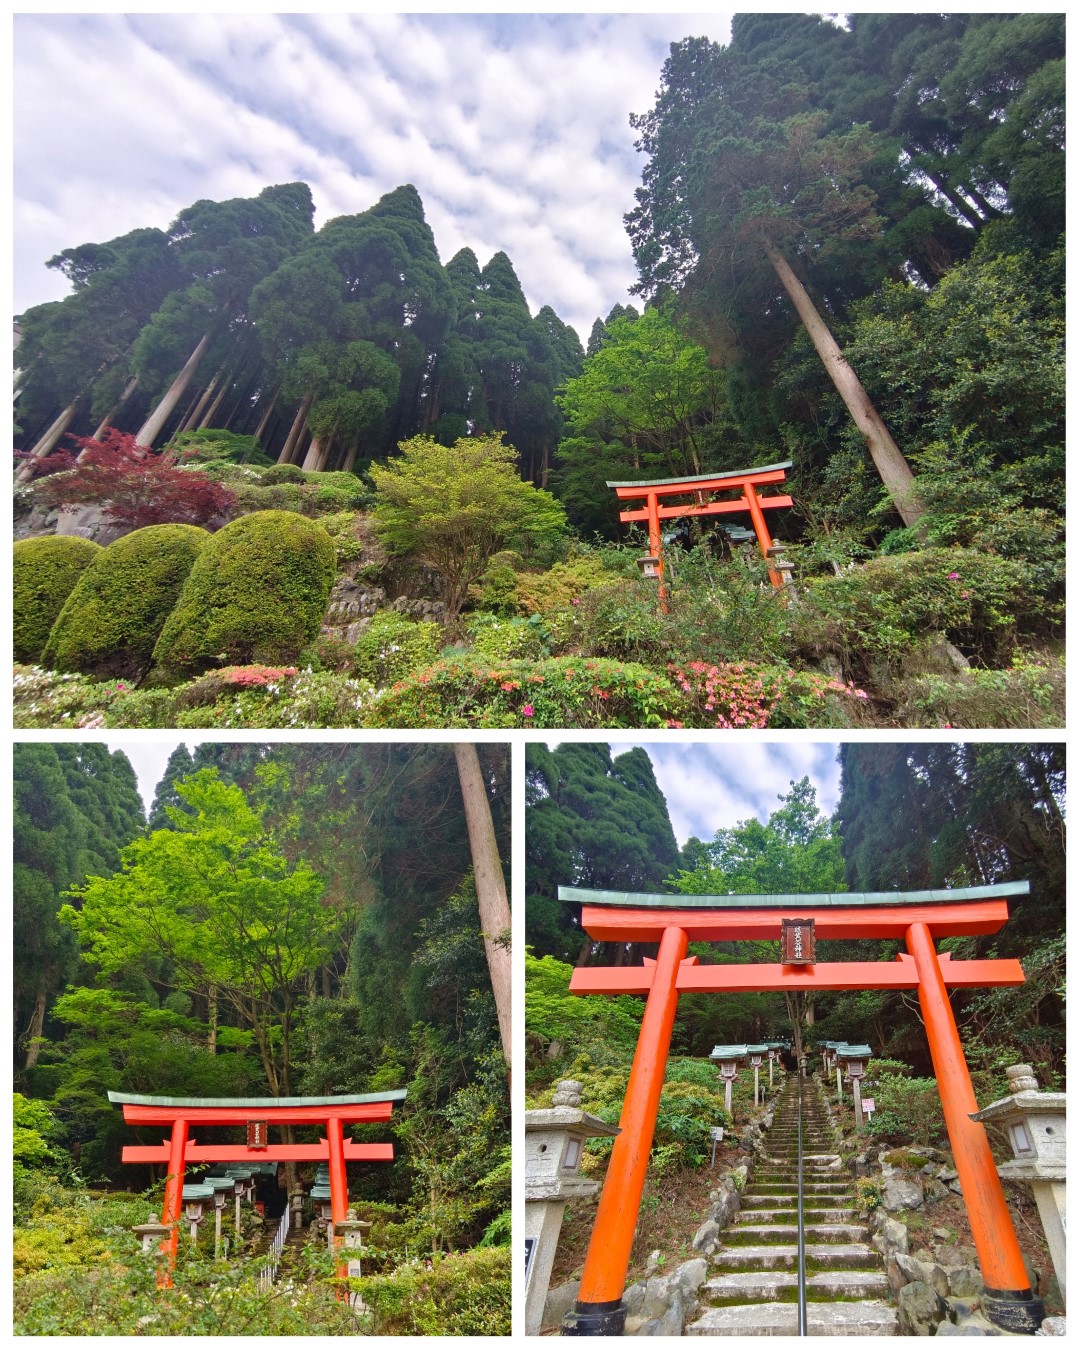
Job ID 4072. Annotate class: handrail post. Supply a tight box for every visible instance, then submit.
[797,1084,807,1336]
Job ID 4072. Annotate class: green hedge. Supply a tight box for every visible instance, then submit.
[13,536,103,663]
[41,524,208,679]
[151,511,337,680]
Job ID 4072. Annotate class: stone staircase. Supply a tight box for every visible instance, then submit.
[688,1075,897,1336]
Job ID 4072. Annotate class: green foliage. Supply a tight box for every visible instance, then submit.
[524,951,643,1050]
[864,1074,947,1144]
[61,770,339,1096]
[151,510,336,680]
[370,433,568,618]
[361,654,680,729]
[41,524,208,679]
[14,1201,363,1334]
[804,547,1048,668]
[13,535,103,663]
[349,610,442,686]
[169,428,272,466]
[353,1247,510,1336]
[464,612,551,664]
[898,653,1065,729]
[260,462,307,484]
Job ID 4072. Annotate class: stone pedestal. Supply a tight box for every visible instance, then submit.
[524,1083,618,1336]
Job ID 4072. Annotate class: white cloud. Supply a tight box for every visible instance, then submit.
[14,12,736,343]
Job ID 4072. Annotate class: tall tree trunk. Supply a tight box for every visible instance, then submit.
[301,435,325,471]
[453,744,512,1064]
[23,987,48,1070]
[909,159,987,230]
[199,371,232,428]
[135,331,212,449]
[15,402,78,482]
[180,370,221,433]
[91,374,139,442]
[207,985,218,1055]
[762,236,923,528]
[253,386,280,444]
[279,394,313,464]
[340,443,359,473]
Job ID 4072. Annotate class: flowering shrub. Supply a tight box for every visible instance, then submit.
[31,428,236,528]
[803,546,1050,666]
[349,611,441,686]
[13,665,122,729]
[669,660,870,729]
[362,655,681,728]
[464,612,551,664]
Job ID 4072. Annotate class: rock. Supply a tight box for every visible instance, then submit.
[896,1252,937,1288]
[730,1164,748,1191]
[1037,1316,1068,1336]
[948,1267,984,1299]
[935,1322,996,1335]
[706,1178,740,1230]
[925,1180,951,1203]
[624,1282,646,1317]
[542,1279,580,1328]
[938,1167,960,1184]
[635,1289,684,1336]
[691,1219,719,1253]
[644,1250,663,1280]
[934,1228,952,1241]
[936,1243,976,1269]
[1042,1274,1063,1311]
[898,1280,947,1336]
[884,1175,926,1211]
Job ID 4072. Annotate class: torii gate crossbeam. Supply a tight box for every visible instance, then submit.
[555,885,1043,1336]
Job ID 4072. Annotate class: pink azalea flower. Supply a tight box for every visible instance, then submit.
[522,704,534,718]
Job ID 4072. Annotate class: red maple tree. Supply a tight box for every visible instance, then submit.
[31,428,236,529]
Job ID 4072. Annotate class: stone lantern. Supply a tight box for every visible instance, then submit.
[636,554,661,579]
[836,1044,872,1130]
[524,1079,619,1336]
[132,1213,171,1255]
[746,1044,768,1107]
[970,1064,1066,1307]
[205,1176,234,1258]
[335,1208,372,1310]
[181,1183,215,1243]
[710,1045,748,1118]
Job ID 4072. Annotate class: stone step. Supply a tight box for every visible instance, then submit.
[729,1223,867,1245]
[741,1194,856,1209]
[687,1299,898,1336]
[739,1207,859,1225]
[714,1243,882,1272]
[703,1268,890,1303]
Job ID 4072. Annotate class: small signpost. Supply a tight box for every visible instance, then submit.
[709,1126,725,1169]
[863,1099,875,1119]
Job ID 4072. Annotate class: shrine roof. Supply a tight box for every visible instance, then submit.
[558,882,1029,910]
[606,462,792,489]
[107,1090,407,1109]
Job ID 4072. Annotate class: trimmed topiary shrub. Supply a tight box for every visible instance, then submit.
[13,536,103,663]
[151,511,337,681]
[41,524,208,679]
[260,463,307,485]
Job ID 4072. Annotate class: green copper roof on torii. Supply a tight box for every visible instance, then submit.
[557,882,1030,909]
[605,462,792,489]
[107,1090,408,1108]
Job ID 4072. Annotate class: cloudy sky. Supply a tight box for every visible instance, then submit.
[15,9,740,344]
[610,740,843,846]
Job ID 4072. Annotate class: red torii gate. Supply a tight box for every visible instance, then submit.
[555,883,1044,1336]
[109,1089,405,1279]
[607,461,795,600]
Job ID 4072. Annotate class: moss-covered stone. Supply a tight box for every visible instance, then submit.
[41,524,209,679]
[151,510,336,680]
[13,536,103,663]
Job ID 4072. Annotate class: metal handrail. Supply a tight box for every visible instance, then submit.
[796,1083,808,1336]
[258,1203,291,1291]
